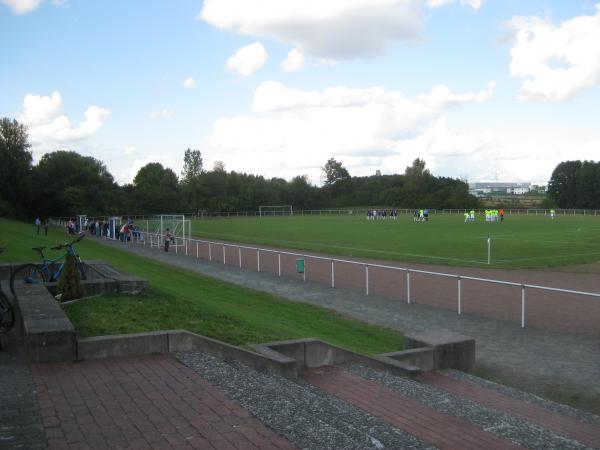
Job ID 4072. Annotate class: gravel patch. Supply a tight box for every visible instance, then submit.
[442,369,600,427]
[345,364,593,450]
[176,351,434,450]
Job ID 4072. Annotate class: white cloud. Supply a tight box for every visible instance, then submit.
[201,0,422,60]
[205,80,494,183]
[182,76,196,89]
[226,42,268,77]
[1,0,42,14]
[281,49,305,72]
[426,0,484,10]
[149,109,175,119]
[508,4,600,101]
[123,146,136,156]
[19,91,110,144]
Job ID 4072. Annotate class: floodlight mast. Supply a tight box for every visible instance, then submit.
[258,205,293,217]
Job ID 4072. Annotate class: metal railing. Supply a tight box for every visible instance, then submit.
[124,230,600,330]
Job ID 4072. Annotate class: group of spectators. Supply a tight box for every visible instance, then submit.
[34,217,49,236]
[366,209,398,220]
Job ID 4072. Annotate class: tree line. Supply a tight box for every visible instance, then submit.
[547,160,600,209]
[1,117,480,219]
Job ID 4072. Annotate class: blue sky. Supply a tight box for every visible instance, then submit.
[1,0,599,185]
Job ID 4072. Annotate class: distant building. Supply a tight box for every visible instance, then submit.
[469,182,532,197]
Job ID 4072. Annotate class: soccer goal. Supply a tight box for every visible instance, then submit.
[259,205,293,217]
[146,214,191,249]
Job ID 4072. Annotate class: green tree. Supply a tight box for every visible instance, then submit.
[133,162,180,213]
[0,118,33,217]
[32,151,119,217]
[548,161,582,208]
[181,148,203,183]
[323,158,350,185]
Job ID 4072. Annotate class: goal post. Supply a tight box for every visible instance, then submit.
[146,214,191,248]
[258,205,293,217]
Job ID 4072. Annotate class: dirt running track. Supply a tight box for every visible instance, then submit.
[181,238,600,335]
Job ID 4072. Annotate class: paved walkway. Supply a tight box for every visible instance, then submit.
[97,238,600,414]
[32,354,295,450]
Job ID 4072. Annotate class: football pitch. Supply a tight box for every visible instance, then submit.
[190,213,600,269]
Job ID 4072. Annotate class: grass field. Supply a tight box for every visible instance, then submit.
[189,213,600,269]
[0,218,403,354]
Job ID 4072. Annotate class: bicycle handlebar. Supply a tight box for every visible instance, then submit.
[52,233,85,250]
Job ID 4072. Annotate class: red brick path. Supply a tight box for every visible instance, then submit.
[32,354,295,450]
[300,366,521,450]
[423,371,600,448]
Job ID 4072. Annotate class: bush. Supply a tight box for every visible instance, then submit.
[56,254,84,301]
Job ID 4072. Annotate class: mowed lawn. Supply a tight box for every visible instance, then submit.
[191,213,600,269]
[0,218,403,354]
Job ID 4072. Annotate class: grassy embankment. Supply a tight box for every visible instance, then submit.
[0,218,403,354]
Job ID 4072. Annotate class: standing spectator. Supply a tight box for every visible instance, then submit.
[164,228,172,252]
[44,218,49,236]
[35,217,41,235]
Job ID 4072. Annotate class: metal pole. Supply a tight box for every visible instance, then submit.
[457,277,462,315]
[257,250,260,272]
[365,264,369,295]
[185,238,188,256]
[223,245,226,264]
[331,259,335,288]
[406,270,411,304]
[239,247,242,268]
[487,235,491,265]
[303,255,306,281]
[521,285,526,328]
[208,243,212,261]
[196,241,199,259]
[278,253,281,276]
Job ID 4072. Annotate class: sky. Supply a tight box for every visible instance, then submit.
[1,0,599,186]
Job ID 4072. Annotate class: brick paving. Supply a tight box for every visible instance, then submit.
[423,371,600,448]
[0,351,46,449]
[300,365,521,450]
[31,354,296,450]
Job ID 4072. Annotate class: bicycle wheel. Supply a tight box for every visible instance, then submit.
[0,289,15,333]
[10,263,48,298]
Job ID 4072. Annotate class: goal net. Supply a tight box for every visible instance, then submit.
[146,214,191,249]
[259,205,293,217]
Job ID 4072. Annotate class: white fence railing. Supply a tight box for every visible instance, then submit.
[121,230,600,331]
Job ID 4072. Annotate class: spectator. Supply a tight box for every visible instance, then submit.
[164,228,172,252]
[35,216,41,235]
[44,218,49,236]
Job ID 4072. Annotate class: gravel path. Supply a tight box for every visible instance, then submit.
[176,351,434,450]
[345,365,593,450]
[95,238,600,414]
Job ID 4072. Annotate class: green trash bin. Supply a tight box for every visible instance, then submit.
[295,258,305,273]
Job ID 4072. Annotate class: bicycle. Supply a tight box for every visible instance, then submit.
[0,247,15,334]
[9,233,87,298]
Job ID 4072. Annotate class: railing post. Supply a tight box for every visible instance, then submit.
[331,259,335,288]
[175,240,178,254]
[239,247,242,268]
[278,253,282,276]
[303,255,306,281]
[196,241,199,259]
[365,264,369,295]
[257,249,260,272]
[185,238,188,256]
[457,277,462,315]
[406,270,411,304]
[223,245,226,265]
[521,285,526,328]
[208,242,212,261]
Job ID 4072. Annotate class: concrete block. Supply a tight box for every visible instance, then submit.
[77,331,169,359]
[378,348,434,371]
[404,330,475,371]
